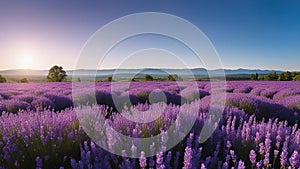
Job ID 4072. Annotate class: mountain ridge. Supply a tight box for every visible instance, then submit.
[0,68,284,76]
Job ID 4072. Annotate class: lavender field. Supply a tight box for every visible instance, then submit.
[0,81,300,169]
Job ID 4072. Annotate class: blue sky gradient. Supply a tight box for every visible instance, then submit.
[0,1,299,70]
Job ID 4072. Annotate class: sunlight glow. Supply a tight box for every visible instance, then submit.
[19,54,34,69]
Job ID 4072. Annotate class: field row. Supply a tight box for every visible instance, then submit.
[0,82,299,122]
[0,81,300,168]
[0,102,299,168]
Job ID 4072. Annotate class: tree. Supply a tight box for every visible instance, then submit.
[107,76,112,82]
[46,65,67,82]
[264,72,278,81]
[286,71,293,81]
[250,73,259,80]
[167,74,180,81]
[144,74,153,81]
[279,71,292,81]
[0,75,6,83]
[250,74,256,80]
[19,78,28,83]
[168,74,175,81]
[293,75,300,81]
[291,72,300,78]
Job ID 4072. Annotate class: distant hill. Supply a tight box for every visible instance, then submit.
[0,68,283,77]
[71,68,283,77]
[0,69,49,76]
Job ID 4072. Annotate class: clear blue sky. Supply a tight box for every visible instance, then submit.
[0,0,299,71]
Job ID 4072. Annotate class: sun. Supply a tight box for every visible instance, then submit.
[20,54,34,69]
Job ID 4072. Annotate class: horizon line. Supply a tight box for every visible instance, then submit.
[0,67,297,72]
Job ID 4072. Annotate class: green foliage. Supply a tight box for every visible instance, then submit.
[167,74,175,81]
[107,76,112,82]
[226,100,256,115]
[294,75,300,81]
[262,71,300,81]
[19,78,28,83]
[250,74,256,80]
[264,72,278,81]
[287,101,300,113]
[144,74,154,81]
[136,91,150,103]
[279,71,293,81]
[0,74,6,83]
[291,72,300,78]
[167,74,181,81]
[46,65,67,82]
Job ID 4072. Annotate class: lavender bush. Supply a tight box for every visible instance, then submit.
[1,103,299,168]
[0,81,300,168]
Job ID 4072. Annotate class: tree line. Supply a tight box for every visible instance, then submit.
[1,67,300,83]
[250,71,300,81]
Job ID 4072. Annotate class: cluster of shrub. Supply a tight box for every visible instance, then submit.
[105,74,181,82]
[0,74,6,83]
[0,76,28,83]
[251,71,300,81]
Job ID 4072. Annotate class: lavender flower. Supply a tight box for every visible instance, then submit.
[230,150,237,164]
[222,162,228,169]
[274,149,279,157]
[131,144,137,158]
[280,137,289,167]
[289,151,299,167]
[226,141,232,149]
[238,160,245,169]
[35,156,42,169]
[256,160,263,168]
[139,151,147,168]
[0,81,300,168]
[249,150,256,164]
[14,160,20,167]
[183,147,193,169]
[263,153,270,166]
[259,143,265,155]
[156,152,164,168]
[200,163,207,169]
